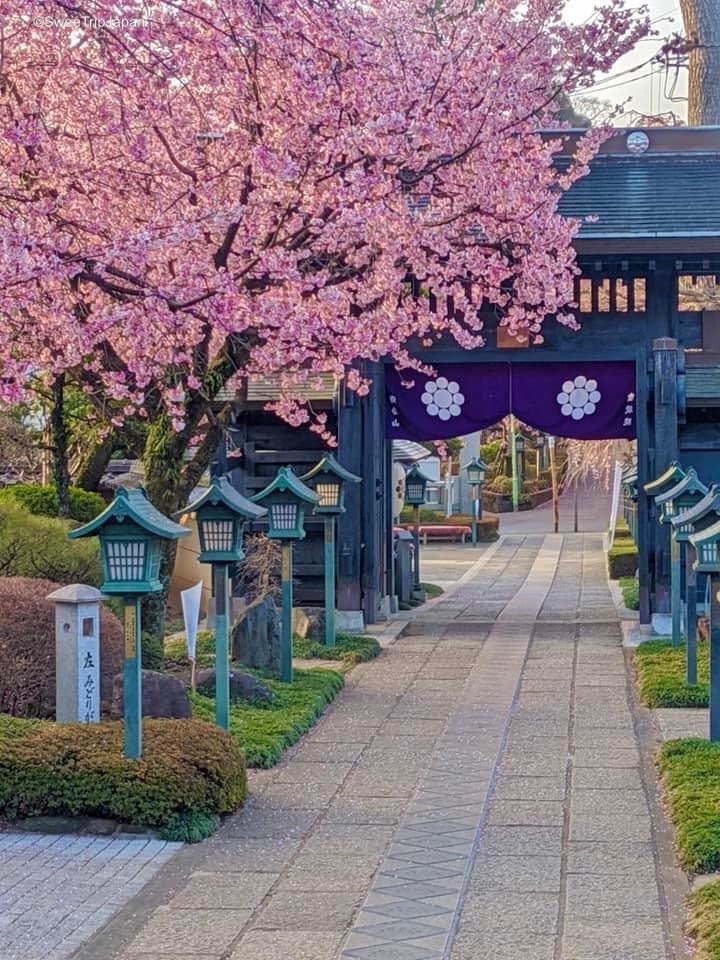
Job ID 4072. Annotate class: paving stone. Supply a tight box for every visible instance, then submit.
[457,890,559,934]
[560,920,668,960]
[492,776,567,802]
[277,854,380,891]
[229,930,343,960]
[125,907,252,954]
[253,891,363,930]
[571,767,644,791]
[564,874,663,919]
[566,841,659,877]
[569,814,652,844]
[168,871,278,908]
[486,800,564,826]
[468,854,562,893]
[478,825,563,858]
[450,929,556,960]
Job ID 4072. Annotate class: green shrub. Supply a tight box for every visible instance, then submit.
[634,639,708,707]
[422,582,444,599]
[396,508,498,539]
[158,811,220,843]
[486,476,513,495]
[619,576,639,610]
[480,441,501,464]
[190,667,343,768]
[688,879,720,960]
[0,484,105,523]
[165,630,216,668]
[0,577,124,718]
[0,500,101,584]
[0,716,247,827]
[658,738,720,873]
[294,634,381,665]
[607,540,638,579]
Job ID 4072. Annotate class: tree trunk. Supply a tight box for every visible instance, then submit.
[73,432,117,491]
[680,0,720,125]
[140,412,224,647]
[50,375,71,518]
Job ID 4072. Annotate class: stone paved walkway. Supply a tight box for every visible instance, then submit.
[14,532,681,960]
[0,835,179,960]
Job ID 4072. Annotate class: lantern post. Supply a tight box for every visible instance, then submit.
[673,485,720,686]
[301,455,361,647]
[465,457,488,547]
[252,468,319,682]
[689,520,720,741]
[175,478,267,729]
[404,464,431,590]
[654,468,708,650]
[68,487,189,759]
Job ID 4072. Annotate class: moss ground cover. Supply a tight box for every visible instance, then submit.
[634,639,708,707]
[658,738,720,874]
[190,667,344,768]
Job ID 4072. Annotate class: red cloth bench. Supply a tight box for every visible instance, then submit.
[404,524,472,544]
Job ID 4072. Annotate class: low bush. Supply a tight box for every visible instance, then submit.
[0,577,124,718]
[396,510,499,539]
[0,484,105,523]
[190,667,343,768]
[422,582,444,599]
[486,475,513,495]
[607,540,638,578]
[0,500,101,584]
[634,639,708,708]
[0,715,247,827]
[658,738,720,873]
[164,630,216,668]
[294,633,381,665]
[158,810,220,843]
[619,576,640,610]
[688,879,720,960]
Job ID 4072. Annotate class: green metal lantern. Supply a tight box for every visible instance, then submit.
[252,466,320,540]
[690,519,720,573]
[655,468,708,524]
[465,457,488,487]
[643,460,686,496]
[69,487,189,594]
[175,477,267,563]
[404,464,432,506]
[301,453,361,516]
[673,486,720,542]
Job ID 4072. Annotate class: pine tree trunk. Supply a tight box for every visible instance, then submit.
[681,0,720,125]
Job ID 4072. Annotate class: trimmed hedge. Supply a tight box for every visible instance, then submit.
[0,484,105,523]
[293,633,381,665]
[0,577,124,718]
[619,576,639,611]
[608,539,638,579]
[0,715,247,827]
[634,639,708,707]
[658,738,720,873]
[688,880,720,960]
[0,500,101,585]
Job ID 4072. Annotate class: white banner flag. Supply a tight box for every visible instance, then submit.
[181,581,203,661]
[604,461,624,552]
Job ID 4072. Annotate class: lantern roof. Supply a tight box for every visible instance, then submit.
[689,516,720,551]
[251,466,320,505]
[643,461,685,495]
[69,487,190,541]
[406,463,434,484]
[654,467,707,505]
[174,477,267,521]
[301,453,361,486]
[671,485,720,530]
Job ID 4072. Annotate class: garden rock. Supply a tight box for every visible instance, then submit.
[196,669,273,704]
[111,670,191,719]
[232,594,281,674]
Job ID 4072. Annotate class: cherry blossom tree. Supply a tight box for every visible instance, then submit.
[0,0,646,522]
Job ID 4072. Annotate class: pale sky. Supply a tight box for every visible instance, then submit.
[564,0,687,123]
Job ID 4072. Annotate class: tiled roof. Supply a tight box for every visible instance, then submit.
[560,155,720,239]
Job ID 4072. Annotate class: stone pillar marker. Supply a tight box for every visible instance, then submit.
[48,583,102,724]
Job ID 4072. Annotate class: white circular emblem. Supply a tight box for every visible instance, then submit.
[626,130,650,155]
[420,377,465,422]
[556,375,601,421]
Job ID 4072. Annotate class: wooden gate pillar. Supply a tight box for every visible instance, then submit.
[652,337,680,614]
